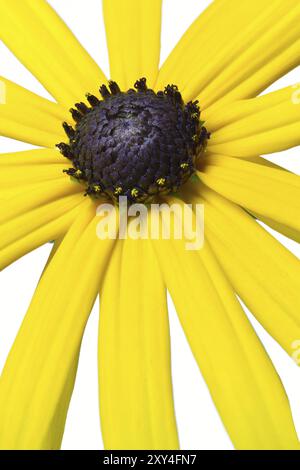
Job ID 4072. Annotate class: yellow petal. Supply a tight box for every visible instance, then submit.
[0,163,67,188]
[205,40,300,115]
[186,184,300,355]
[0,149,63,167]
[103,0,162,89]
[157,0,265,93]
[152,199,299,449]
[0,181,60,202]
[1,76,68,117]
[157,0,300,103]
[232,156,300,242]
[0,176,83,225]
[0,201,116,449]
[0,192,83,262]
[197,2,300,108]
[42,237,64,275]
[198,155,300,233]
[208,85,300,156]
[255,214,300,244]
[0,76,66,146]
[99,236,179,450]
[205,85,294,132]
[243,155,289,170]
[0,0,106,107]
[0,118,63,148]
[209,122,300,157]
[0,199,82,271]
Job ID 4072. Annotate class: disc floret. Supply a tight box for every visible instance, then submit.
[57,78,209,203]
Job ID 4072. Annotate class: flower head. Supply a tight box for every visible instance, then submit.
[58,78,209,202]
[0,0,300,452]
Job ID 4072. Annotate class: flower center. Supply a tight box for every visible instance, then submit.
[57,78,209,203]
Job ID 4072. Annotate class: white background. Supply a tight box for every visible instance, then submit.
[0,0,300,450]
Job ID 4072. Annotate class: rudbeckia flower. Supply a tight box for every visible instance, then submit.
[0,0,300,451]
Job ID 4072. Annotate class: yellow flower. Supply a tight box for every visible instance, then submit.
[0,0,300,451]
